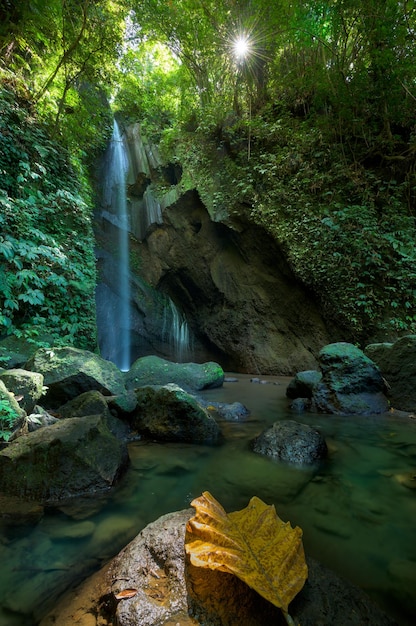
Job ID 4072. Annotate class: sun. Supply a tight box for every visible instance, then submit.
[232,34,251,61]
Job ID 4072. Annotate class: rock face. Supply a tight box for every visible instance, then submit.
[0,415,129,502]
[135,191,336,374]
[288,342,389,415]
[40,509,397,626]
[365,336,416,411]
[252,420,328,465]
[25,346,126,408]
[95,131,338,374]
[132,384,221,444]
[125,355,224,391]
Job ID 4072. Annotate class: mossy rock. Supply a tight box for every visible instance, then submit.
[0,415,129,502]
[132,384,221,444]
[0,368,44,414]
[125,355,224,392]
[312,342,388,415]
[25,346,126,408]
[365,336,416,412]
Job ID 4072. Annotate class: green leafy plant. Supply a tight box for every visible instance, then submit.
[0,398,19,442]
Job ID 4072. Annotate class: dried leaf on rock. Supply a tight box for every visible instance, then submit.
[185,491,307,614]
[114,588,138,599]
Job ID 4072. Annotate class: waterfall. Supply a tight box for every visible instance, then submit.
[162,299,192,363]
[100,119,131,371]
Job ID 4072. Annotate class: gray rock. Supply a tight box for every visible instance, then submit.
[125,355,224,391]
[39,508,397,626]
[0,414,129,502]
[132,384,221,444]
[25,346,126,408]
[0,368,44,414]
[252,420,328,465]
[27,406,60,431]
[198,399,250,421]
[365,336,416,411]
[286,370,322,399]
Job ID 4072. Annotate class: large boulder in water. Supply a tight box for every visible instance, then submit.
[25,346,126,408]
[251,420,327,465]
[132,384,221,444]
[125,355,224,391]
[0,414,129,502]
[312,342,388,415]
[39,509,397,626]
[365,336,416,412]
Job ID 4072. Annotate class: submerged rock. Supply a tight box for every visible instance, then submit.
[0,415,129,502]
[200,400,250,421]
[40,508,398,626]
[132,384,221,444]
[365,335,416,412]
[25,346,126,408]
[0,494,44,526]
[252,420,327,465]
[125,355,224,391]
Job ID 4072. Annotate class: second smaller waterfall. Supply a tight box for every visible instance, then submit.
[162,299,192,363]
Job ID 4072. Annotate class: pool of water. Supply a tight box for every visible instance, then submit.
[0,374,415,625]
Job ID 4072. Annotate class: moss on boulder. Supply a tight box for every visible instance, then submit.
[132,384,221,444]
[0,415,129,502]
[25,346,126,408]
[125,355,224,392]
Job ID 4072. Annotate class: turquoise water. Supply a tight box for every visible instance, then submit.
[0,375,415,625]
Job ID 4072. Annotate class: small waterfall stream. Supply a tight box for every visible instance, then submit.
[100,120,131,371]
[162,298,193,362]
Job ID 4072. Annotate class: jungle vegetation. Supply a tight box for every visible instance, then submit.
[1,0,415,348]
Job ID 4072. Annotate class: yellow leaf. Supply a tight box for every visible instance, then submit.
[185,491,307,615]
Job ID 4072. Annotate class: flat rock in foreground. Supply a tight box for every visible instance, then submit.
[40,509,397,626]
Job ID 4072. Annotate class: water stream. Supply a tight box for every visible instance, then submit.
[0,375,415,625]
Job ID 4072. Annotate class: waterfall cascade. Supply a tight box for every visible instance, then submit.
[162,299,193,363]
[96,120,195,367]
[99,119,131,371]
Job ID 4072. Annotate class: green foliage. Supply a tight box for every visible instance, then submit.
[0,85,97,349]
[0,398,19,442]
[113,40,190,139]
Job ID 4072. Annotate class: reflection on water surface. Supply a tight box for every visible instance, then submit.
[0,374,415,625]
